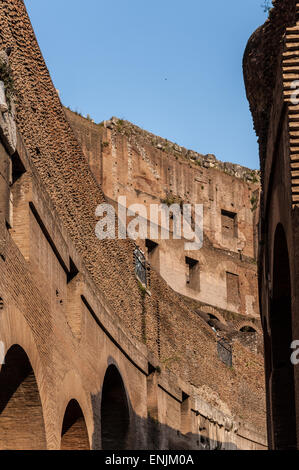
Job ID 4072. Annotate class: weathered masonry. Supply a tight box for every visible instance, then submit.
[66,111,262,336]
[0,0,267,450]
[244,0,299,450]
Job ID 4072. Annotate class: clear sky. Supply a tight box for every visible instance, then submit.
[24,0,270,170]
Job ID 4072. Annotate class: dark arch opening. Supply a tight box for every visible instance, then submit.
[0,344,47,450]
[61,399,90,450]
[207,314,220,327]
[101,365,130,450]
[240,326,256,333]
[270,224,297,449]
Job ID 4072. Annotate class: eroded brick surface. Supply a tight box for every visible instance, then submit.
[0,0,267,449]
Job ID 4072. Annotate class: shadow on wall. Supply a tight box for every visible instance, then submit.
[61,399,90,450]
[0,347,238,450]
[90,360,239,451]
[0,344,91,451]
[0,344,47,450]
[268,224,296,450]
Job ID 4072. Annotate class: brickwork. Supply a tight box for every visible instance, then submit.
[244,0,299,449]
[66,109,261,322]
[0,0,267,450]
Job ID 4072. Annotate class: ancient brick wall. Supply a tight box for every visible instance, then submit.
[243,0,299,449]
[66,109,260,320]
[0,0,267,449]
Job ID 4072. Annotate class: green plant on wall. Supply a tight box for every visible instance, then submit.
[116,119,125,132]
[250,194,258,212]
[161,193,184,209]
[138,280,147,344]
[161,355,180,368]
[0,59,15,109]
[250,171,259,184]
[261,0,272,14]
[101,141,109,150]
[138,280,147,296]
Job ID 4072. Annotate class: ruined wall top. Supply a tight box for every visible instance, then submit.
[98,116,260,183]
[243,0,297,173]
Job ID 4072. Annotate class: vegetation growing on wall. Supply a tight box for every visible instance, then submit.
[161,193,184,209]
[250,194,258,212]
[262,0,272,14]
[0,59,15,109]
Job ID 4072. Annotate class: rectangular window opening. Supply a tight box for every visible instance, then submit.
[11,150,26,185]
[146,239,158,255]
[185,256,200,291]
[145,239,159,271]
[221,209,237,238]
[226,271,240,305]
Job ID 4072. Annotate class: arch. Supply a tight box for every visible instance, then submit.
[208,314,221,324]
[239,325,257,333]
[0,344,47,450]
[101,364,130,450]
[61,399,90,450]
[269,223,296,449]
[234,321,260,334]
[200,305,227,325]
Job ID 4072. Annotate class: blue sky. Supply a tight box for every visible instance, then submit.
[24,0,270,170]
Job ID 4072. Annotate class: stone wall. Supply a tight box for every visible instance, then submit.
[0,0,267,449]
[243,0,299,449]
[66,109,260,320]
[0,132,267,449]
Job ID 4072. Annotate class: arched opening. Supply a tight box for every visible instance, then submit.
[101,365,130,450]
[61,399,90,450]
[207,314,221,329]
[0,344,46,450]
[240,326,257,333]
[208,314,219,324]
[270,224,297,449]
